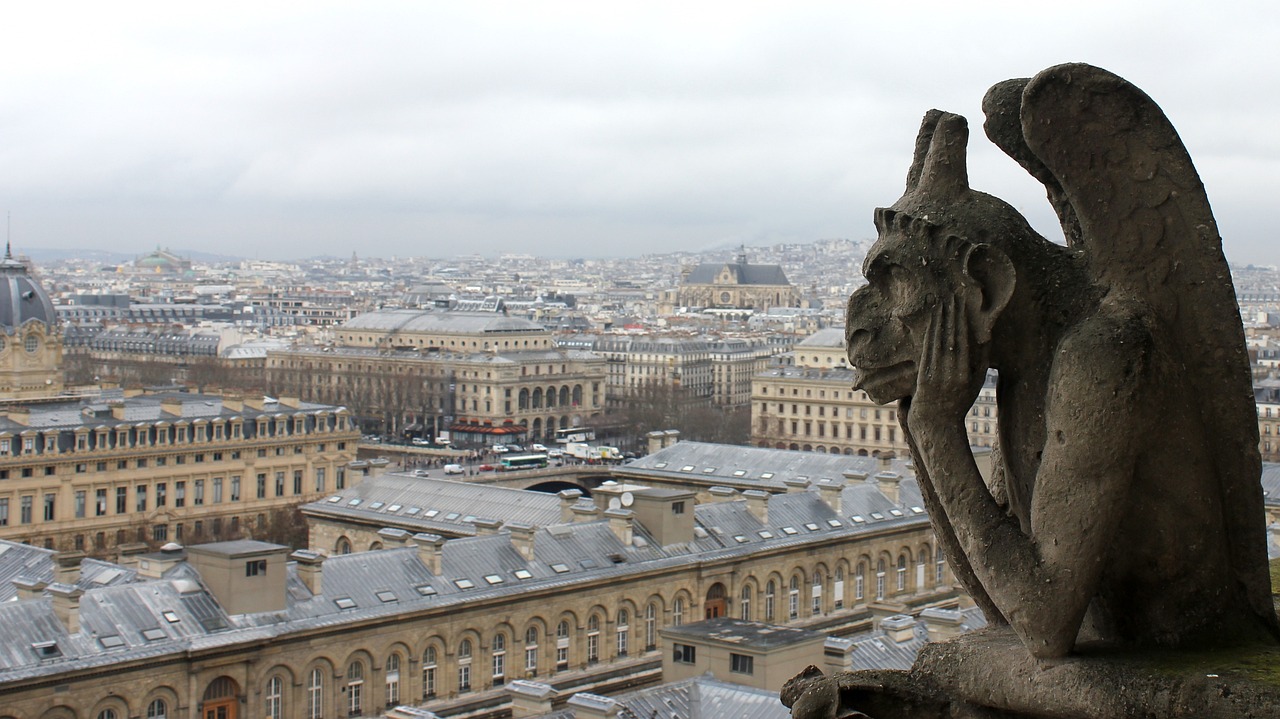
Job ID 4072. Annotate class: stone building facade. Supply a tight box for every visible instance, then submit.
[0,250,63,399]
[0,391,359,555]
[673,250,800,312]
[0,447,954,719]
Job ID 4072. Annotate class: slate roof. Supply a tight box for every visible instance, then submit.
[835,607,988,672]
[0,392,345,434]
[684,261,791,287]
[0,254,57,331]
[343,308,544,334]
[529,676,789,719]
[301,475,564,537]
[797,327,846,348]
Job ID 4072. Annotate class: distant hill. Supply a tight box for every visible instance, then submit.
[21,248,244,264]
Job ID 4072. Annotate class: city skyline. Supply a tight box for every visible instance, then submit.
[2,3,1277,263]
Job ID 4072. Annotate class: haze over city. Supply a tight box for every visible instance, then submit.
[2,2,1277,263]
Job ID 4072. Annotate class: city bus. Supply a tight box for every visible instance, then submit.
[500,454,549,470]
[554,427,595,444]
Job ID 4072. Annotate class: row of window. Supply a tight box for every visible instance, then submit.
[770,418,899,443]
[0,443,348,481]
[0,467,344,526]
[760,403,894,421]
[759,385,873,402]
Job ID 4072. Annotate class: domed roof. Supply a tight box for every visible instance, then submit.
[0,246,56,332]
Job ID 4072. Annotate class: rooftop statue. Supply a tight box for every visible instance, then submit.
[783,63,1280,718]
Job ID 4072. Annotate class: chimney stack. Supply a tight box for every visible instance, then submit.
[109,401,127,420]
[566,693,621,718]
[221,394,244,413]
[377,527,410,546]
[842,470,869,484]
[921,607,966,643]
[604,509,633,545]
[880,614,917,644]
[783,478,811,494]
[160,397,184,417]
[743,490,770,524]
[13,576,47,601]
[571,503,600,523]
[558,489,583,523]
[54,551,85,586]
[707,486,738,502]
[877,451,897,472]
[48,583,84,633]
[7,407,30,425]
[292,550,325,595]
[472,518,503,536]
[817,479,844,514]
[412,533,445,574]
[508,680,556,718]
[508,523,537,561]
[876,472,901,505]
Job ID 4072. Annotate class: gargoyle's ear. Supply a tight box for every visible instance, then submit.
[961,243,1015,344]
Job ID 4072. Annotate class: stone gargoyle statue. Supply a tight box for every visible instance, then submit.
[782,63,1280,719]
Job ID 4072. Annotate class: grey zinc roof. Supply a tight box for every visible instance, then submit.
[1261,462,1280,508]
[841,607,988,672]
[620,441,913,492]
[301,475,563,536]
[0,542,138,602]
[797,327,846,348]
[0,392,343,433]
[0,258,57,331]
[541,676,789,719]
[662,618,825,650]
[342,308,544,334]
[684,261,791,287]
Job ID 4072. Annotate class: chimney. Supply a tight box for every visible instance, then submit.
[472,518,503,536]
[880,614,917,644]
[842,470,869,484]
[244,395,266,411]
[115,542,149,568]
[109,401,127,420]
[571,503,600,523]
[378,527,410,546]
[592,481,625,513]
[122,385,145,398]
[817,479,844,514]
[743,490,770,524]
[54,551,85,586]
[160,397,183,417]
[566,693,620,719]
[136,543,188,579]
[368,457,391,478]
[663,429,680,448]
[13,576,47,600]
[604,508,633,545]
[559,489,583,523]
[877,451,897,473]
[921,607,966,643]
[413,533,445,574]
[508,523,537,561]
[876,472,901,505]
[646,431,666,456]
[783,478,811,494]
[221,394,244,413]
[508,680,556,718]
[6,407,30,426]
[279,396,300,409]
[292,550,325,595]
[48,583,84,633]
[707,486,738,502]
[823,636,854,675]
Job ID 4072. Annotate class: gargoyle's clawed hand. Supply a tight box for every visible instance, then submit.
[911,294,983,422]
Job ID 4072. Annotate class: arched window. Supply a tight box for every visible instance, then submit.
[422,647,438,699]
[265,676,283,719]
[458,639,473,692]
[834,567,846,610]
[97,711,118,719]
[525,626,539,675]
[307,668,324,719]
[586,614,601,664]
[673,598,685,626]
[146,700,168,719]
[556,621,571,671]
[765,581,777,621]
[386,652,402,706]
[646,603,658,650]
[346,660,365,716]
[739,585,752,621]
[936,546,947,584]
[856,562,867,600]
[616,609,630,657]
[336,537,351,555]
[492,633,507,684]
[876,559,887,600]
[811,572,823,614]
[896,554,908,592]
[789,576,800,619]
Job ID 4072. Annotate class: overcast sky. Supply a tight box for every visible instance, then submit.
[2,2,1277,263]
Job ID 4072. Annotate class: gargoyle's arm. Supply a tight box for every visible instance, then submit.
[909,306,1148,658]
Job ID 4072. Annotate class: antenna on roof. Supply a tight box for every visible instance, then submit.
[5,211,11,259]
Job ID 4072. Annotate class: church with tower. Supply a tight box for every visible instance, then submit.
[672,247,800,312]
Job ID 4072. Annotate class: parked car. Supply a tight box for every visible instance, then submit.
[478,464,496,472]
[443,464,465,475]
[531,443,548,453]
[547,448,564,459]
[506,444,524,453]
[491,444,510,453]
[412,469,430,477]
[411,438,431,446]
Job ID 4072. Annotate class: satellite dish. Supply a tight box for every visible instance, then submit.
[621,492,634,507]
[608,498,621,510]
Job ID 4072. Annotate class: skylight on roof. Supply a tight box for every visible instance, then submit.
[142,628,166,641]
[454,579,475,589]
[734,535,749,543]
[162,611,180,623]
[702,467,717,473]
[425,509,439,518]
[680,465,695,472]
[328,496,342,503]
[463,515,476,523]
[31,641,60,659]
[851,515,866,523]
[654,462,668,468]
[387,504,402,512]
[870,512,885,520]
[415,584,437,596]
[406,507,422,515]
[733,470,747,477]
[335,597,357,609]
[444,512,460,521]
[93,568,122,584]
[347,499,362,506]
[99,635,125,650]
[550,563,570,574]
[758,530,774,539]
[910,506,925,514]
[579,559,598,569]
[782,527,798,535]
[514,569,533,580]
[376,590,398,603]
[369,502,384,510]
[827,519,843,528]
[804,523,820,531]
[484,574,504,585]
[889,509,904,517]
[761,472,775,479]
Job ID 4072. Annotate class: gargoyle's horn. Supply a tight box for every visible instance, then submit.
[916,112,970,201]
[905,109,945,192]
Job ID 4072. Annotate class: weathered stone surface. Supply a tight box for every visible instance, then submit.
[785,63,1280,718]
